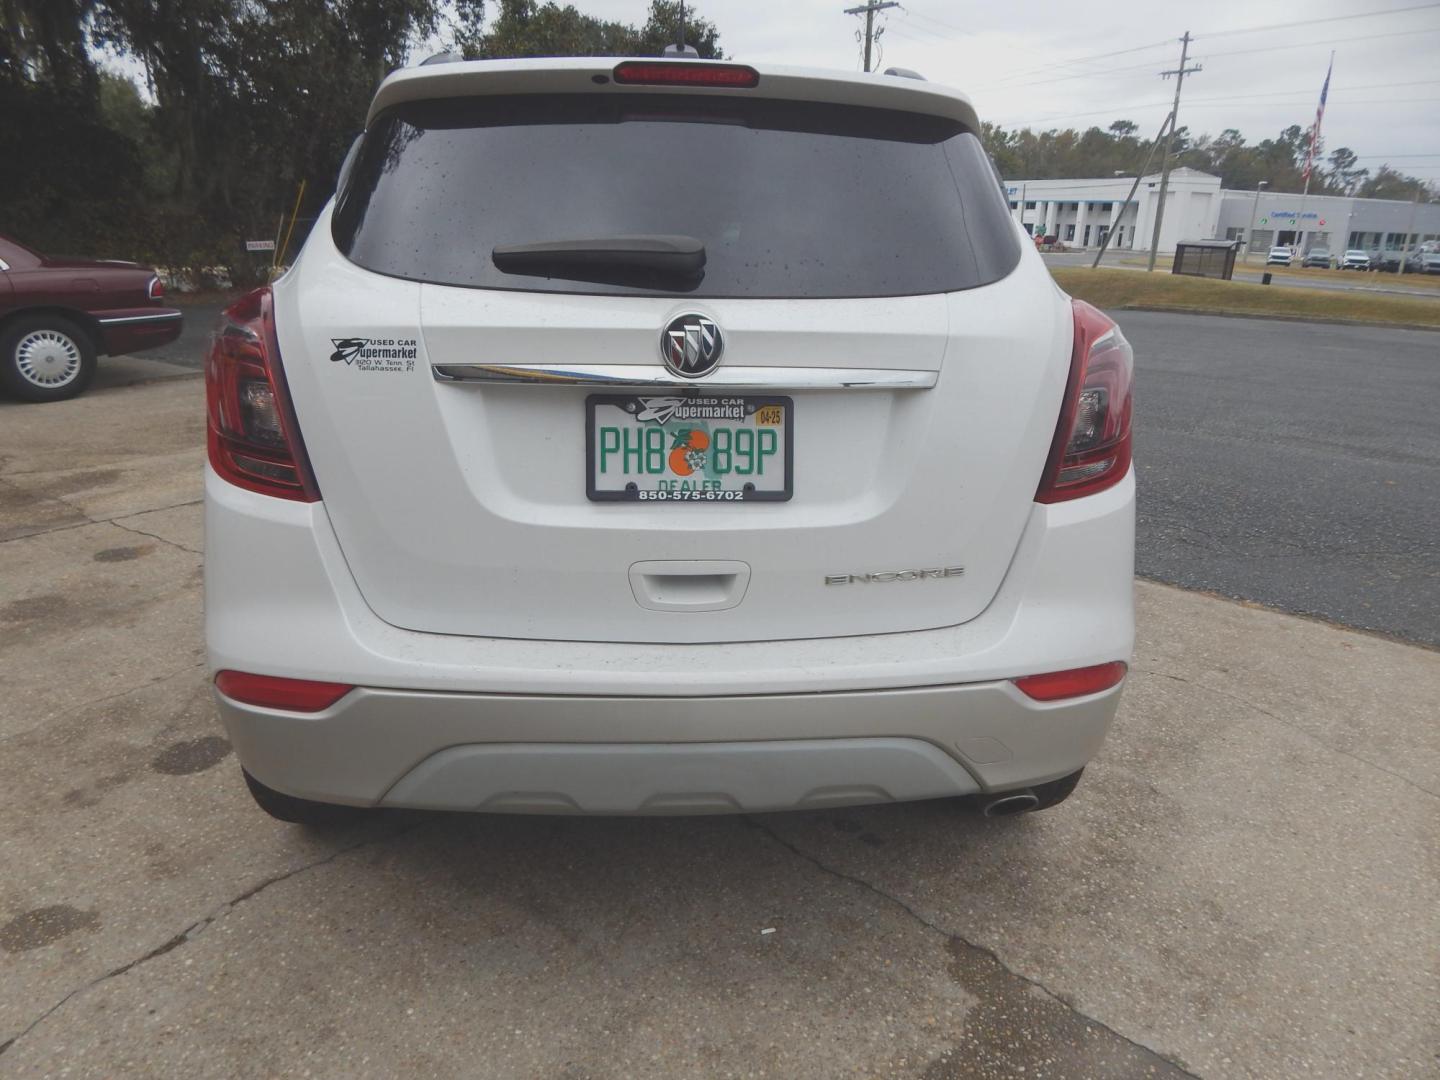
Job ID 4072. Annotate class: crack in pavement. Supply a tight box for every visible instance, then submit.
[0,496,203,549]
[1133,666,1440,800]
[0,818,431,1060]
[743,816,1201,1080]
[108,515,203,556]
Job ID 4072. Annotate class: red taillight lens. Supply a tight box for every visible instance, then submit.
[205,287,319,501]
[214,671,354,712]
[1013,662,1128,702]
[612,61,760,88]
[1036,300,1133,503]
[147,275,165,301]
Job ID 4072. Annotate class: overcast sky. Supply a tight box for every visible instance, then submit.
[492,0,1440,183]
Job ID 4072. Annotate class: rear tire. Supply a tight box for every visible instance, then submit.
[242,768,368,826]
[0,315,97,402]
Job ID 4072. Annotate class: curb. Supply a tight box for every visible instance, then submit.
[1102,304,1440,333]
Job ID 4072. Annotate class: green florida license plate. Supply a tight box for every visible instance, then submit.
[586,394,793,503]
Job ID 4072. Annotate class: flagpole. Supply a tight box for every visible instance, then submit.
[1296,51,1334,256]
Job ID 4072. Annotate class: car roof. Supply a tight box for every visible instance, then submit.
[366,56,981,131]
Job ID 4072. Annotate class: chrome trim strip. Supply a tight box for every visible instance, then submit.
[96,311,184,326]
[432,363,937,390]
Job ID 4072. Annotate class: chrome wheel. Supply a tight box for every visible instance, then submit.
[14,328,83,389]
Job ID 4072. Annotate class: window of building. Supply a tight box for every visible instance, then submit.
[1064,224,1076,241]
[1025,201,1036,210]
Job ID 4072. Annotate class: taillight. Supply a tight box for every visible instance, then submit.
[147,275,165,301]
[1013,662,1127,701]
[612,61,760,88]
[1036,300,1134,503]
[214,671,354,712]
[205,287,319,501]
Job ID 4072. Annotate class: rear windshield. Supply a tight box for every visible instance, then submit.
[333,93,1019,298]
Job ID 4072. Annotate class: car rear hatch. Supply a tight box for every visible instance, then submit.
[273,60,1071,644]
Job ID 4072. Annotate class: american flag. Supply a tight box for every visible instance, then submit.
[1302,55,1333,185]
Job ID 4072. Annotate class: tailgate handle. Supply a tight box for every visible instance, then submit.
[629,561,751,613]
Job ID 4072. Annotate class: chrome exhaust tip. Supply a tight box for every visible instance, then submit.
[981,791,1040,818]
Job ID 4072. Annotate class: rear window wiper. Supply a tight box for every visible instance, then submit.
[492,235,705,278]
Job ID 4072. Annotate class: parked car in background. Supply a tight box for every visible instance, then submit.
[1412,247,1440,275]
[1301,248,1332,269]
[206,56,1136,826]
[1371,249,1405,274]
[1341,249,1371,271]
[0,233,182,402]
[1266,246,1293,266]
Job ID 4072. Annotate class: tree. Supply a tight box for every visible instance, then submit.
[457,0,723,60]
[1358,165,1437,203]
[1326,147,1368,195]
[1108,119,1137,138]
[0,0,100,103]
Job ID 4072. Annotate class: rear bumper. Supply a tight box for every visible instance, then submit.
[97,308,183,356]
[206,464,1134,812]
[216,681,1122,812]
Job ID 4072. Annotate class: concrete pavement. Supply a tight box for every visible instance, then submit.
[1,377,1437,1079]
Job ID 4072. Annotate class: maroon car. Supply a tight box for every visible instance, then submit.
[0,233,183,402]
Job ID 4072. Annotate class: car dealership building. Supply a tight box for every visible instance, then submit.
[1004,170,1440,255]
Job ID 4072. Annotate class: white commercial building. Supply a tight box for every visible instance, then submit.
[1004,168,1222,254]
[1003,169,1440,255]
[1214,190,1440,256]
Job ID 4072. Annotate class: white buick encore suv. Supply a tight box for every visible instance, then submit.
[205,57,1135,824]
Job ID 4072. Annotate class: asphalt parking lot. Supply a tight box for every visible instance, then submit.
[1125,311,1440,647]
[1,348,1438,1077]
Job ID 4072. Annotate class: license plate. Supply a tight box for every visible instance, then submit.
[587,394,793,503]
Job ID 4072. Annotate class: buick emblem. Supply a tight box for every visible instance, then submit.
[661,314,723,379]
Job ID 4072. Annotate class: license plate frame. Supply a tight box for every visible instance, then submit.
[586,393,794,503]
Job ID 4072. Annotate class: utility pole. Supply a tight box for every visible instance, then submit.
[1245,180,1269,265]
[1147,32,1201,272]
[1399,192,1421,273]
[1092,110,1174,270]
[844,1,899,72]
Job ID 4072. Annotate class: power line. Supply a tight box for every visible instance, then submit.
[1195,25,1440,61]
[990,2,1440,90]
[888,16,950,43]
[998,27,1440,93]
[988,41,1175,87]
[998,56,1188,91]
[1197,1,1440,39]
[898,6,968,36]
[990,90,1440,127]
